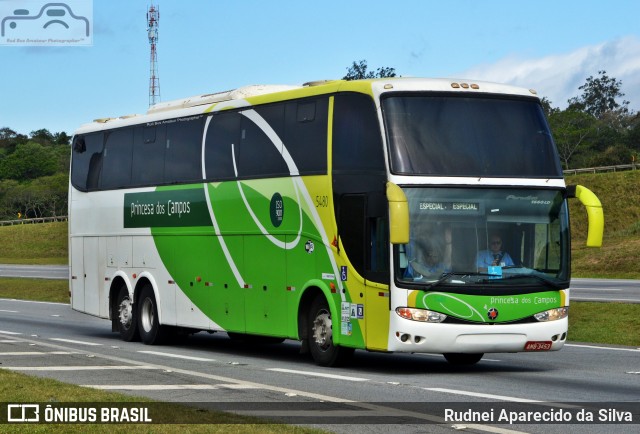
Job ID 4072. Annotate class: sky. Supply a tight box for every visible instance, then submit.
[1,0,640,136]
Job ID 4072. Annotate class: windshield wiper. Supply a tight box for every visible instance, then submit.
[498,274,563,290]
[423,272,476,289]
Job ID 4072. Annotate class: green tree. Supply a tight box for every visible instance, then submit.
[343,60,397,80]
[0,142,58,180]
[548,109,595,170]
[567,70,629,120]
[29,128,56,146]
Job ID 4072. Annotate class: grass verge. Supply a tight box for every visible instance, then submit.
[0,278,69,303]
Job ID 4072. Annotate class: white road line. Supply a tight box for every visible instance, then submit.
[82,384,256,391]
[0,330,22,335]
[267,368,369,382]
[573,297,635,302]
[565,343,640,352]
[571,287,622,291]
[49,338,102,346]
[3,365,158,371]
[138,350,216,362]
[425,387,543,403]
[0,340,20,343]
[0,351,77,356]
[0,310,18,313]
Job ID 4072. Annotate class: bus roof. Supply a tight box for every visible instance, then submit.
[75,77,539,134]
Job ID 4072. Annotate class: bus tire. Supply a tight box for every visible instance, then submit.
[443,353,484,365]
[308,295,354,367]
[115,285,138,342]
[137,285,167,345]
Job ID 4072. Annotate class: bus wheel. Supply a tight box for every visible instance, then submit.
[443,353,484,365]
[308,296,353,367]
[116,285,138,342]
[137,285,167,345]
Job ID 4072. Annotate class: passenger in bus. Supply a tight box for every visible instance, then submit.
[405,227,452,278]
[476,234,514,270]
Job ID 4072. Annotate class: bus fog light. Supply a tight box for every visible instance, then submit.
[534,307,568,322]
[396,307,447,323]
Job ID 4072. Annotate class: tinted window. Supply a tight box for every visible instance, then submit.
[71,132,103,191]
[101,128,133,189]
[333,93,385,173]
[238,106,288,178]
[132,124,166,185]
[204,111,241,180]
[164,116,204,183]
[383,94,563,177]
[284,98,328,174]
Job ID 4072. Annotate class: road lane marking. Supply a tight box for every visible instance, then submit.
[0,340,20,343]
[3,365,158,371]
[138,350,216,362]
[565,343,640,352]
[50,338,102,346]
[0,351,77,355]
[82,384,257,390]
[571,287,622,291]
[425,387,543,402]
[0,330,22,335]
[0,310,18,313]
[267,368,369,382]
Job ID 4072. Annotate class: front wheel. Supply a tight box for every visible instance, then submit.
[115,285,138,342]
[137,285,168,345]
[307,295,353,367]
[443,353,484,365]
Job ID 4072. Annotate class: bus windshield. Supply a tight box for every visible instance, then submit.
[383,94,563,178]
[396,187,570,291]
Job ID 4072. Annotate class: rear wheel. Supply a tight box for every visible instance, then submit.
[443,353,484,365]
[137,285,168,345]
[307,295,353,366]
[115,285,138,342]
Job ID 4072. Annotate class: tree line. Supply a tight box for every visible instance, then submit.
[0,65,637,220]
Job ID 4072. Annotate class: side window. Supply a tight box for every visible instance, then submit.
[132,124,166,186]
[71,132,104,192]
[284,97,328,174]
[101,128,134,190]
[164,116,203,183]
[204,111,241,180]
[238,106,288,178]
[333,93,385,173]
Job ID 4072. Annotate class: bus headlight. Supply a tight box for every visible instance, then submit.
[396,307,447,323]
[534,307,568,322]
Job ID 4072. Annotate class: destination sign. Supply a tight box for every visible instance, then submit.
[418,201,481,213]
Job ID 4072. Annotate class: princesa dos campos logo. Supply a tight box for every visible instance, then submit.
[1,1,93,46]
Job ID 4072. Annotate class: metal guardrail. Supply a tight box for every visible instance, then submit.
[564,163,638,175]
[0,216,68,226]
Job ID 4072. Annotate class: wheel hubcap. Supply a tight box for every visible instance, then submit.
[141,298,154,333]
[312,309,332,351]
[118,297,132,329]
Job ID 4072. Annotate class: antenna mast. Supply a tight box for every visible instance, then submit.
[147,3,160,107]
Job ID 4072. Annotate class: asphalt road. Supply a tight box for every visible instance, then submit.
[0,299,638,433]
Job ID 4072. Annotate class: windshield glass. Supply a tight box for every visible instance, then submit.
[395,187,570,292]
[383,93,563,177]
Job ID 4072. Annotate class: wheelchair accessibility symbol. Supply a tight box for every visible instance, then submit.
[1,1,92,46]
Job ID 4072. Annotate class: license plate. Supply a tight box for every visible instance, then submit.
[524,341,552,351]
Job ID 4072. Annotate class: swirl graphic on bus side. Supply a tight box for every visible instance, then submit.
[422,292,486,322]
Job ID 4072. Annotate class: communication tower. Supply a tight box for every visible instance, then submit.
[147,3,160,106]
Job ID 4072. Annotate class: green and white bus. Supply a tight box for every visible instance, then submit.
[69,78,603,366]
